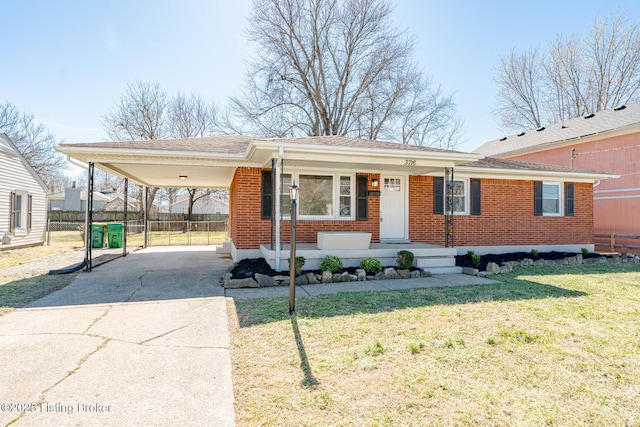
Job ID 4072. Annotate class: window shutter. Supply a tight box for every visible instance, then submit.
[27,194,33,232]
[534,181,543,216]
[565,183,574,216]
[356,175,368,221]
[261,170,273,219]
[471,179,481,215]
[433,177,444,214]
[9,191,16,233]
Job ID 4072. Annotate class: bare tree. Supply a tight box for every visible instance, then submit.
[0,102,66,188]
[231,0,462,148]
[102,81,169,214]
[167,93,222,220]
[495,10,640,133]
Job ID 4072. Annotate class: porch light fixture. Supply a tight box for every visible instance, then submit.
[179,175,188,181]
[372,178,379,188]
[289,181,299,315]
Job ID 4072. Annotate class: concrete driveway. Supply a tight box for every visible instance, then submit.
[0,246,235,427]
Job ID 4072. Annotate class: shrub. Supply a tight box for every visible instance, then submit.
[320,255,343,273]
[530,249,539,260]
[581,247,589,257]
[467,250,481,268]
[288,256,305,276]
[396,250,414,269]
[359,257,382,274]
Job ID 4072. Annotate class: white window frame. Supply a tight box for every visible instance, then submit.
[280,171,356,220]
[13,190,28,235]
[443,178,469,215]
[542,182,563,216]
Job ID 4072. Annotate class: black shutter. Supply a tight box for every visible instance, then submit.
[471,179,481,216]
[356,175,368,221]
[534,181,543,216]
[261,170,273,219]
[565,183,574,216]
[9,191,16,233]
[434,177,444,214]
[27,194,33,232]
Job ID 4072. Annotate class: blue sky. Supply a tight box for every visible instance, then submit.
[2,0,639,157]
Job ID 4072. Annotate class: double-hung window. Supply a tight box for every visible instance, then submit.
[543,183,561,215]
[10,191,32,235]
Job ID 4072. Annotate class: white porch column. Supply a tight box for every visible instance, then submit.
[274,148,283,271]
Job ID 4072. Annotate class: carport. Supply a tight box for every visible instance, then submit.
[56,136,256,271]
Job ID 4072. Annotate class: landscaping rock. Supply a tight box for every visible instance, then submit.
[576,254,583,264]
[583,258,597,264]
[533,259,546,266]
[410,270,421,278]
[355,269,367,281]
[333,273,342,282]
[383,267,400,279]
[462,267,479,276]
[306,272,319,284]
[521,258,534,267]
[374,272,385,280]
[486,262,501,274]
[295,275,309,285]
[478,271,493,278]
[545,260,557,266]
[634,256,640,263]
[366,275,375,281]
[507,261,520,269]
[397,269,411,279]
[349,274,358,281]
[565,257,576,265]
[225,277,259,289]
[255,273,276,287]
[598,256,608,264]
[500,265,511,274]
[420,270,432,278]
[322,271,333,283]
[341,271,351,282]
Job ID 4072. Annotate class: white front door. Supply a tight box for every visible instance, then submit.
[380,176,406,240]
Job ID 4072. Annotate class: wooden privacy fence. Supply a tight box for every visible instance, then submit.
[594,233,640,252]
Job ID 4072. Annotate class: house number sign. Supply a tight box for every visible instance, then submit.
[404,159,417,166]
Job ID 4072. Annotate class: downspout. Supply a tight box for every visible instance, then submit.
[275,147,284,271]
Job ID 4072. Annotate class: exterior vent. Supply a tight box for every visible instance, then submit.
[614,105,626,111]
[536,126,545,132]
[517,132,525,137]
[499,137,507,141]
[584,113,595,119]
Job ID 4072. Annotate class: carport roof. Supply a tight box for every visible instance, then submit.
[56,135,482,188]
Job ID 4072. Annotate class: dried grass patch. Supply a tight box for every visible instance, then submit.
[230,264,640,426]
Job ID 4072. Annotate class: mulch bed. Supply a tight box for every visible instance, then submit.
[455,251,598,271]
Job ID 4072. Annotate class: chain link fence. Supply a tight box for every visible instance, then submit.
[47,220,228,248]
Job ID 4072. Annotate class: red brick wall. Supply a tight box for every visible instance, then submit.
[409,176,593,246]
[231,168,594,249]
[230,168,380,249]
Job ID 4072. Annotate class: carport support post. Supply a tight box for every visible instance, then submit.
[123,178,128,257]
[143,186,149,248]
[84,162,95,271]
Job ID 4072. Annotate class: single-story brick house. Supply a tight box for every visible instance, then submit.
[57,135,615,273]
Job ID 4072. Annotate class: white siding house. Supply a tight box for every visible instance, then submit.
[170,193,229,215]
[0,133,49,248]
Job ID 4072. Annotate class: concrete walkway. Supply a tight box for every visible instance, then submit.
[0,246,235,427]
[226,273,499,299]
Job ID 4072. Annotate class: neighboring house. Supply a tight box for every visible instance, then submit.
[170,193,229,215]
[48,188,114,211]
[57,135,614,271]
[474,102,639,252]
[0,133,48,249]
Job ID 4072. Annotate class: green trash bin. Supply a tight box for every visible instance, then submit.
[91,224,105,248]
[107,223,124,249]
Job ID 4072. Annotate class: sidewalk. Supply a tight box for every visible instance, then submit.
[225,273,498,299]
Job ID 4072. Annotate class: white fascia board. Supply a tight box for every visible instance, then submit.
[56,145,248,163]
[453,166,618,183]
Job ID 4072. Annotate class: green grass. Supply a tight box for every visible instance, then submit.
[230,263,640,426]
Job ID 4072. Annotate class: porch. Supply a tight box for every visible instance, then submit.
[259,241,462,275]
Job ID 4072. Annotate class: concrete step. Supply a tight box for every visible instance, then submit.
[423,266,463,275]
[416,257,457,268]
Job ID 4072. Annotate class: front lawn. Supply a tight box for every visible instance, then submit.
[230,264,640,426]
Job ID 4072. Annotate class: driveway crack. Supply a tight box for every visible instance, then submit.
[138,324,192,345]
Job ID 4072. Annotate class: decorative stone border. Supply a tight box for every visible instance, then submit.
[223,266,432,289]
[462,253,640,277]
